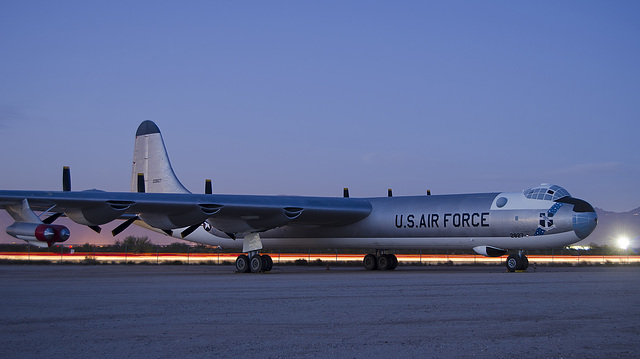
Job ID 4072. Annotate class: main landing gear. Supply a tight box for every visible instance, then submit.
[505,251,529,272]
[235,252,273,273]
[363,251,398,271]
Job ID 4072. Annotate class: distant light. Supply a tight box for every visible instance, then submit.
[618,237,630,250]
[568,245,591,251]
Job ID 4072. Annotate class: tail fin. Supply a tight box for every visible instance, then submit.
[131,121,191,194]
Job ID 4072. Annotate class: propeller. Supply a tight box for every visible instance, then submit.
[107,174,144,236]
[63,166,71,192]
[88,225,102,233]
[43,212,63,224]
[111,216,139,236]
[180,179,214,238]
[40,168,71,225]
[137,173,145,193]
[180,223,201,238]
[388,189,393,197]
[47,166,102,233]
[343,188,349,198]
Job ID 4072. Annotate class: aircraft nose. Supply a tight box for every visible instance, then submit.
[570,198,597,240]
[573,210,597,239]
[556,196,597,239]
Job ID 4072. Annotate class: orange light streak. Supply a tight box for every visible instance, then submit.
[0,252,637,264]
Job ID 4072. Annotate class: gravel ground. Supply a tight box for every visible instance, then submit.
[1,264,638,358]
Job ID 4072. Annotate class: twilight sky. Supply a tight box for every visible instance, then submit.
[1,1,638,217]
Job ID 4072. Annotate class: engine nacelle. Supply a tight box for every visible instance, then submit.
[473,245,508,257]
[140,204,222,230]
[6,222,70,247]
[66,200,133,226]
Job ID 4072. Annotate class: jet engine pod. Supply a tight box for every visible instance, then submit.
[66,201,134,226]
[6,222,70,246]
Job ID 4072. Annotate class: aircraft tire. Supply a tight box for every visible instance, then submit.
[506,254,521,272]
[250,255,264,273]
[262,255,273,272]
[389,254,398,270]
[521,255,529,270]
[377,254,391,271]
[236,255,250,273]
[363,254,377,270]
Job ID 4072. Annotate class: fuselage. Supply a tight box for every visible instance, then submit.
[167,184,597,252]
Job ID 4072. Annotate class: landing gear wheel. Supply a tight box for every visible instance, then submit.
[389,254,398,270]
[236,254,250,273]
[521,255,529,270]
[363,254,377,270]
[262,255,273,272]
[506,254,522,272]
[250,255,264,273]
[378,254,392,271]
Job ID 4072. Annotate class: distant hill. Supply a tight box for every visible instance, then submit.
[580,207,640,247]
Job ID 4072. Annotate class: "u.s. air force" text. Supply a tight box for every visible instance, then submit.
[395,213,489,229]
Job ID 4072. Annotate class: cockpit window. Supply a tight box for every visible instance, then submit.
[523,184,571,201]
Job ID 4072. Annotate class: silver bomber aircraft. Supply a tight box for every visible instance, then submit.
[0,121,598,272]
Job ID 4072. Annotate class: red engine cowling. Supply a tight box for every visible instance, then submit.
[6,222,71,247]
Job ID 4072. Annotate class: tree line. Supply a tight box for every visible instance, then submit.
[0,237,635,256]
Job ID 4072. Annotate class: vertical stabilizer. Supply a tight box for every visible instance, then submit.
[131,121,191,194]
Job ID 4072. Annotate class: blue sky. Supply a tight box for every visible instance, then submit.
[1,1,638,216]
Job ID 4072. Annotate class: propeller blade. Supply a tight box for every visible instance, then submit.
[137,173,145,193]
[88,225,102,234]
[181,223,201,238]
[63,166,71,191]
[162,229,173,236]
[205,179,212,194]
[43,212,63,224]
[111,216,139,236]
[388,189,393,197]
[343,188,349,198]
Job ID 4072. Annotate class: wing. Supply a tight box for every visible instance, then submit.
[0,190,372,238]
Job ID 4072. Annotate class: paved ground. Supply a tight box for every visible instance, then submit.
[1,264,638,358]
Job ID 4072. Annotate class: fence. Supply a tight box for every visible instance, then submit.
[1,252,638,265]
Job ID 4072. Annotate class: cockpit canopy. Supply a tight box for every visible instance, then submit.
[523,184,571,201]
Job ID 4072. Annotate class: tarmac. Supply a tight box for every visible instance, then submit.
[1,264,638,358]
